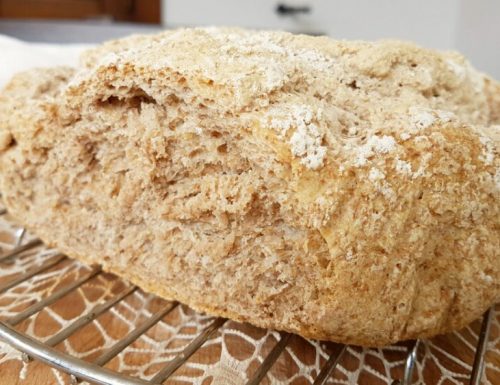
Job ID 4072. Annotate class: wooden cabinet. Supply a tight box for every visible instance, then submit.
[0,0,161,24]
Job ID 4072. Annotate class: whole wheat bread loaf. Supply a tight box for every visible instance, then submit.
[0,28,499,346]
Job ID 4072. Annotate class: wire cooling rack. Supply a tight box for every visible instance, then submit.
[0,207,497,385]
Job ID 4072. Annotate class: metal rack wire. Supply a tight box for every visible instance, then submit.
[0,208,494,385]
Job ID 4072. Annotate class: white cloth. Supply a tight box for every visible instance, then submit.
[0,34,91,88]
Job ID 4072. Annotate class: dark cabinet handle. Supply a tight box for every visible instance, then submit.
[275,3,311,16]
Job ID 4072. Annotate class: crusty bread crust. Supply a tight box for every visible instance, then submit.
[0,28,498,346]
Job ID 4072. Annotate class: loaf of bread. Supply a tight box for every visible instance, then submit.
[0,28,498,346]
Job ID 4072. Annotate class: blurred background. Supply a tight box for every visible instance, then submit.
[0,0,498,78]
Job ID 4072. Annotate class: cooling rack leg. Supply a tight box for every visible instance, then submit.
[150,317,227,383]
[0,253,66,294]
[245,332,292,385]
[312,344,347,385]
[14,228,26,246]
[0,238,43,263]
[401,340,419,385]
[469,308,493,385]
[391,340,420,385]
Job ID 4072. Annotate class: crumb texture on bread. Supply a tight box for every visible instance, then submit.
[0,28,498,346]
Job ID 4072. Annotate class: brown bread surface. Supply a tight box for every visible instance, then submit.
[0,28,499,346]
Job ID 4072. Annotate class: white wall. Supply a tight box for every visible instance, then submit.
[162,0,500,79]
[456,0,500,80]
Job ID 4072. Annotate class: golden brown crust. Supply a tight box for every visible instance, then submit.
[485,77,500,124]
[0,28,498,346]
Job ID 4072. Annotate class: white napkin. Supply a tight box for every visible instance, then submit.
[0,34,92,88]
